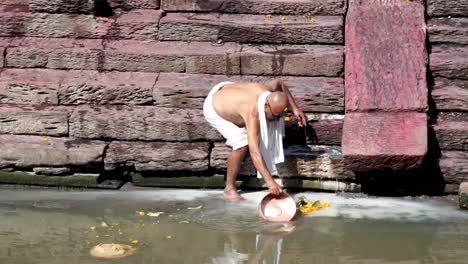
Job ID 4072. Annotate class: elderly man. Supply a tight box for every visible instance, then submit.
[203,79,306,200]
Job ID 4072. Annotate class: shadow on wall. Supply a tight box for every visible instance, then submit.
[354,126,445,196]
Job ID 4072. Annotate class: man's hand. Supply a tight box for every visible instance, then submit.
[267,181,283,195]
[293,108,307,127]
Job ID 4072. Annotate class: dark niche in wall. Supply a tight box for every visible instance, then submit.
[94,0,114,17]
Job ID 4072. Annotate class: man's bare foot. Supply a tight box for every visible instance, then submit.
[224,188,245,201]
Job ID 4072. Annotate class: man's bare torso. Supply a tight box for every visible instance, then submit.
[212,82,270,127]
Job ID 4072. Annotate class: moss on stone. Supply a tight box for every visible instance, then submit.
[0,170,122,189]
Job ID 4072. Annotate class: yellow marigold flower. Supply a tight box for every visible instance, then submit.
[284,116,291,122]
[41,137,49,142]
[131,240,139,244]
[137,211,145,216]
[265,14,272,19]
[90,226,96,230]
[310,18,315,24]
[281,16,287,21]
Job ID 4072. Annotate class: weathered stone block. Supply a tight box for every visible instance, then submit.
[432,78,468,112]
[345,0,427,112]
[428,18,468,45]
[0,105,68,136]
[5,37,103,70]
[433,121,468,151]
[109,0,160,10]
[161,0,346,15]
[0,170,122,189]
[240,44,343,76]
[343,112,428,171]
[29,0,94,13]
[439,151,468,184]
[0,135,107,168]
[154,73,343,112]
[70,105,222,141]
[460,182,468,209]
[60,70,156,105]
[105,141,210,171]
[160,13,343,44]
[430,46,468,80]
[132,174,225,188]
[285,118,343,146]
[0,10,161,40]
[103,40,240,74]
[427,0,468,17]
[210,143,355,180]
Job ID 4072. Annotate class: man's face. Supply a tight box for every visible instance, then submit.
[265,100,286,121]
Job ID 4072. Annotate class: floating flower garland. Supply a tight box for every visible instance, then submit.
[295,196,330,215]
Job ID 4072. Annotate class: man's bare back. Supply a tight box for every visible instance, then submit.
[212,82,268,128]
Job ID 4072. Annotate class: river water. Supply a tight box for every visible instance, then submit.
[0,189,467,264]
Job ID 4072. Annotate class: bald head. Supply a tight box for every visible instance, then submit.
[267,92,288,115]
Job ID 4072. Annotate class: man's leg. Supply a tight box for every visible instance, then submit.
[224,146,248,201]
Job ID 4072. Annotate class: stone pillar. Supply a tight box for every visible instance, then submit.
[342,0,428,171]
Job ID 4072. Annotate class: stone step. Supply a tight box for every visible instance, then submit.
[345,0,427,112]
[28,0,160,14]
[155,73,343,111]
[240,44,343,76]
[0,10,162,40]
[0,170,123,189]
[104,141,210,171]
[0,68,158,105]
[427,0,468,17]
[0,134,107,169]
[428,18,468,45]
[433,115,468,151]
[159,13,343,44]
[431,78,468,112]
[210,143,355,180]
[69,105,222,141]
[3,37,343,76]
[343,112,428,171]
[0,105,69,136]
[439,151,468,184]
[430,46,468,80]
[161,0,346,15]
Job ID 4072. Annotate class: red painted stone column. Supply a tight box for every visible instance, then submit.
[342,0,428,171]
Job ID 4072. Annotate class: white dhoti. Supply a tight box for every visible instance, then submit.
[203,82,248,150]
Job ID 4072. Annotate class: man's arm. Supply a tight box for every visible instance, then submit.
[245,112,282,195]
[265,79,307,127]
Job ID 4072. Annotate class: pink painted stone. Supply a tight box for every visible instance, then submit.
[342,112,427,171]
[345,0,427,112]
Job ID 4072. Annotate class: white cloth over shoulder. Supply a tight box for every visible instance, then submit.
[257,91,285,179]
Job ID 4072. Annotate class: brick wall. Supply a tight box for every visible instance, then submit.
[0,0,356,191]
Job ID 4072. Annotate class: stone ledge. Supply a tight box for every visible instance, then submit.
[210,143,355,180]
[428,18,468,45]
[427,0,468,17]
[430,46,468,80]
[161,0,346,15]
[433,121,468,151]
[0,134,107,169]
[460,182,468,209]
[431,78,468,112]
[69,105,222,141]
[0,10,162,40]
[440,151,468,184]
[154,72,344,112]
[28,0,160,13]
[240,44,343,76]
[0,105,68,136]
[0,170,122,189]
[105,141,210,171]
[240,177,361,192]
[159,13,343,44]
[285,118,343,146]
[343,112,428,171]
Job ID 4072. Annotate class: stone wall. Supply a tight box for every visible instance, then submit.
[0,0,355,192]
[0,0,466,195]
[427,0,468,193]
